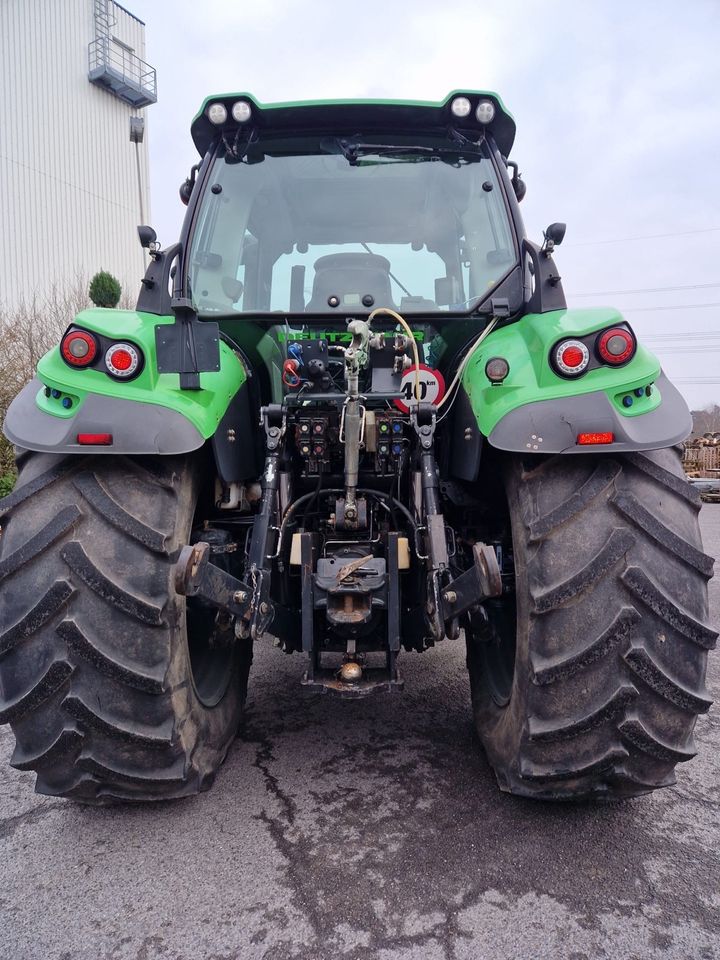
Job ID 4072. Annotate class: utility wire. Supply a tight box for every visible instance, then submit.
[570,281,720,297]
[567,226,720,247]
[615,302,720,313]
[642,329,720,338]
[642,334,720,342]
[648,346,720,354]
[672,377,720,384]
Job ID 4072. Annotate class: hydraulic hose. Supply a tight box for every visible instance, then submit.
[369,306,498,411]
[369,307,421,401]
[275,487,419,557]
[436,318,498,409]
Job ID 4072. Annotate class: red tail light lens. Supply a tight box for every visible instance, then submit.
[552,339,590,376]
[77,433,113,445]
[597,328,635,365]
[60,330,98,367]
[104,342,141,379]
[578,432,614,445]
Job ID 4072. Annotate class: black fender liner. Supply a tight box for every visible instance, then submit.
[3,379,204,455]
[488,372,691,454]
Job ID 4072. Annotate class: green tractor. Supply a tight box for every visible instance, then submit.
[0,92,715,804]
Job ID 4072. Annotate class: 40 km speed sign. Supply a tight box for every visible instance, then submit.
[394,364,446,413]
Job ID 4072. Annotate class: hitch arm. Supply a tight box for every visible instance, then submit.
[174,542,252,619]
[411,404,449,572]
[440,542,503,621]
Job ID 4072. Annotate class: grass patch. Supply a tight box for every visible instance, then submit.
[0,472,15,498]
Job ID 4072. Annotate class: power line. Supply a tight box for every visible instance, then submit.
[568,227,720,247]
[646,348,720,355]
[672,377,720,384]
[642,330,720,343]
[643,336,720,342]
[643,336,720,343]
[642,329,720,339]
[570,281,720,297]
[616,302,720,313]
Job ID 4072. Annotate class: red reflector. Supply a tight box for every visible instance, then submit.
[77,433,113,445]
[109,349,133,371]
[577,432,614,445]
[552,339,590,376]
[561,346,585,368]
[104,342,141,378]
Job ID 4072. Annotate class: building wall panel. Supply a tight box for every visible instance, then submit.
[0,0,152,308]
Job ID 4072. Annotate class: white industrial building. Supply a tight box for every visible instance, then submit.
[0,0,155,308]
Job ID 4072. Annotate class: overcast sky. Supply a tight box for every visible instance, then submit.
[130,0,720,410]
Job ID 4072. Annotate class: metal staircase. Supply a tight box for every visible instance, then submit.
[87,0,157,108]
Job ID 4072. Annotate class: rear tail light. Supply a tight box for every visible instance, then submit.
[60,330,98,367]
[104,343,141,379]
[597,328,635,365]
[552,339,590,376]
[578,432,614,445]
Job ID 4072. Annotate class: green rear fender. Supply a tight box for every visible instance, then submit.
[462,308,692,454]
[3,309,247,455]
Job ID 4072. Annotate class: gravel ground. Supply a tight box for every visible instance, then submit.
[1,509,719,960]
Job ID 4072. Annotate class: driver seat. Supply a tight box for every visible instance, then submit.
[305,253,395,311]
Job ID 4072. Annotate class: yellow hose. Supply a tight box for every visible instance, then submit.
[370,307,498,411]
[369,307,421,401]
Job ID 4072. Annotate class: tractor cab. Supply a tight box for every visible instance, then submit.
[180,92,527,322]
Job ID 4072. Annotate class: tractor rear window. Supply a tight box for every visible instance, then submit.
[187,138,516,316]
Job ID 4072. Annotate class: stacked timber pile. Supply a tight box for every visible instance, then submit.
[683,434,720,475]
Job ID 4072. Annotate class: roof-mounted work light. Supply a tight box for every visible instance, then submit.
[231,100,252,123]
[207,102,227,125]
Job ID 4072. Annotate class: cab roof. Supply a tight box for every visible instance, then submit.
[190,91,516,158]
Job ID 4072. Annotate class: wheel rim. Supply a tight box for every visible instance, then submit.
[184,476,237,708]
[480,593,517,707]
[186,602,235,707]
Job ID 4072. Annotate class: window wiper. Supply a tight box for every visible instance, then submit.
[321,137,483,166]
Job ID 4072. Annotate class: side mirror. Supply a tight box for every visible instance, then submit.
[541,222,566,256]
[138,224,158,249]
[507,161,526,203]
[179,163,200,206]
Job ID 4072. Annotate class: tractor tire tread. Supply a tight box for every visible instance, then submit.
[60,541,165,626]
[468,447,715,800]
[528,459,621,542]
[0,457,83,519]
[73,471,169,554]
[0,580,75,658]
[56,618,165,693]
[0,505,81,584]
[611,490,714,577]
[0,452,247,803]
[621,565,717,649]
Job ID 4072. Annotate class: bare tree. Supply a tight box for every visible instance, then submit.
[0,276,92,486]
[691,404,720,437]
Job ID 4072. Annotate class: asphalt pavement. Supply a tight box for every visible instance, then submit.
[1,509,719,960]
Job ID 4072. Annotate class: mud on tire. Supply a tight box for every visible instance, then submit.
[0,452,250,803]
[467,447,717,799]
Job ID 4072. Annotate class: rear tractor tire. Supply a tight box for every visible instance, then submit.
[0,451,251,803]
[467,447,717,800]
